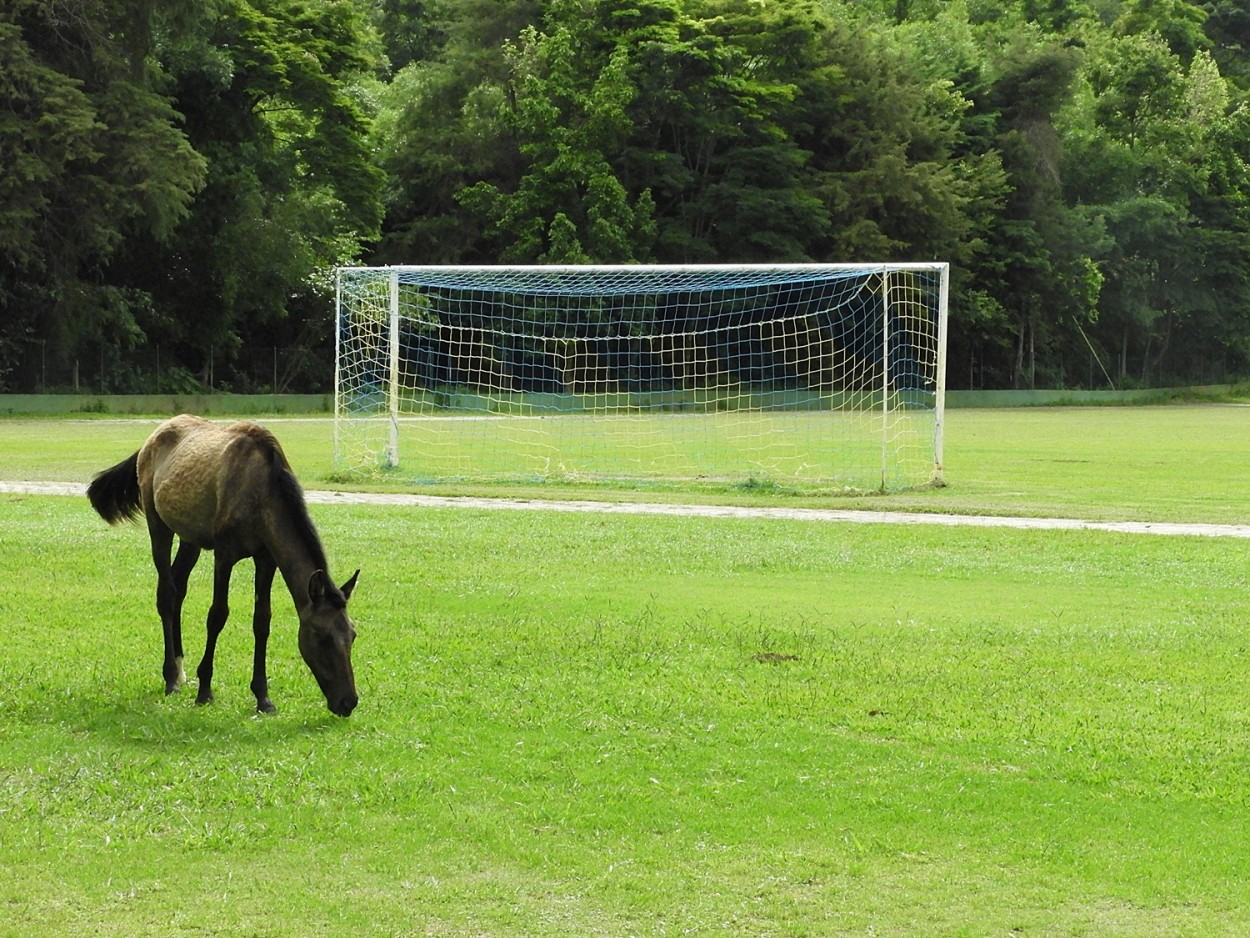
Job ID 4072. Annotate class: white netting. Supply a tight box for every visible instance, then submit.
[334,264,947,491]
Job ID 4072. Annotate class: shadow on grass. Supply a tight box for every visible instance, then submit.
[11,676,356,755]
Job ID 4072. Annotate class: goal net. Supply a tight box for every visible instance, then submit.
[334,264,948,491]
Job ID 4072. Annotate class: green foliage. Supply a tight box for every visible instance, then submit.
[1114,0,1210,60]
[124,0,385,352]
[797,14,992,262]
[457,20,654,262]
[1204,0,1250,88]
[628,0,830,260]
[6,0,1250,393]
[369,2,545,264]
[1061,24,1250,385]
[0,0,207,369]
[0,0,382,391]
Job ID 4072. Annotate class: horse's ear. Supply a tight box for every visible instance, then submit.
[341,569,360,601]
[308,569,329,605]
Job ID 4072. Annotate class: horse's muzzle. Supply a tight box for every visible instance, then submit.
[330,692,358,717]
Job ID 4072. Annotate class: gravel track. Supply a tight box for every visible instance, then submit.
[5,480,1249,539]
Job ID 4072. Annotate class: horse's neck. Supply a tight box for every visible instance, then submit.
[274,550,320,614]
[264,499,329,613]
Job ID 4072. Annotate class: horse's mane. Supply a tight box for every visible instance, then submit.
[248,426,332,578]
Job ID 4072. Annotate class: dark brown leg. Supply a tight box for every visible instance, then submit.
[147,517,183,695]
[251,554,277,714]
[196,552,237,706]
[168,540,201,689]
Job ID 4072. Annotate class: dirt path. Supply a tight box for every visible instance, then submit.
[6,480,1250,539]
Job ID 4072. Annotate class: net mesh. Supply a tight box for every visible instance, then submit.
[335,264,946,491]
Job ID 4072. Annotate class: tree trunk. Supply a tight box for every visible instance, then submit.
[1014,308,1037,390]
[1027,320,1036,389]
[1014,316,1027,389]
[1142,311,1173,387]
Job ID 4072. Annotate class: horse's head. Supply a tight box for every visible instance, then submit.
[298,569,360,716]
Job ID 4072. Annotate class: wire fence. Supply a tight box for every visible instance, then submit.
[8,343,332,395]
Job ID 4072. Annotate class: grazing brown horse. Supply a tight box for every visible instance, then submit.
[87,415,360,716]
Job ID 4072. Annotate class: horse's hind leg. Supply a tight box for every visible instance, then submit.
[196,551,238,706]
[168,540,201,689]
[250,554,278,714]
[148,517,188,695]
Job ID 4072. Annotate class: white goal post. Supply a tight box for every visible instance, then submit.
[334,263,948,491]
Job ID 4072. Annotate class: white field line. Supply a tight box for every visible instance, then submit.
[5,480,1250,538]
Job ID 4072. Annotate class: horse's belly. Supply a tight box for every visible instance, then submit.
[150,453,222,548]
[139,414,269,555]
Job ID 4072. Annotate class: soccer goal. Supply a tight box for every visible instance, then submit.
[334,263,948,491]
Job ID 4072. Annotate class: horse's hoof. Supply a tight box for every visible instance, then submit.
[195,692,213,706]
[164,684,181,696]
[256,699,277,715]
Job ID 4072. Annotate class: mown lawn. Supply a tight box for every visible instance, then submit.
[3,403,1250,521]
[3,435,1250,935]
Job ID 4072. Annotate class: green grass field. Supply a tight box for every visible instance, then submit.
[4,403,1250,521]
[334,407,941,492]
[2,407,1250,935]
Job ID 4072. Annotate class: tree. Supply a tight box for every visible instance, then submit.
[0,0,384,392]
[110,0,386,388]
[1066,33,1250,384]
[978,35,1109,388]
[374,0,450,71]
[880,4,1104,388]
[450,0,839,263]
[624,0,829,261]
[0,0,207,388]
[372,0,542,264]
[345,0,1250,388]
[1115,0,1210,60]
[796,11,995,264]
[457,15,656,263]
[1203,0,1250,89]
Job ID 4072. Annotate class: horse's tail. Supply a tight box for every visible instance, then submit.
[87,451,142,525]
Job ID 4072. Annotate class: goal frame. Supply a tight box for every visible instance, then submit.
[334,262,949,489]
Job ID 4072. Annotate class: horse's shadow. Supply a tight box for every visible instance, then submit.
[68,686,355,753]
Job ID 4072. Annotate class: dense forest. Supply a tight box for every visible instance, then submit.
[3,0,1249,393]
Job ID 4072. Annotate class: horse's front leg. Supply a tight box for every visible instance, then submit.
[196,552,238,706]
[250,554,278,714]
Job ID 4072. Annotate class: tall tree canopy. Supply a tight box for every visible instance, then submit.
[4,0,1250,391]
[1,0,382,390]
[0,0,207,381]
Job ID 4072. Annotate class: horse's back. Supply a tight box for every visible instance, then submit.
[140,415,280,549]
